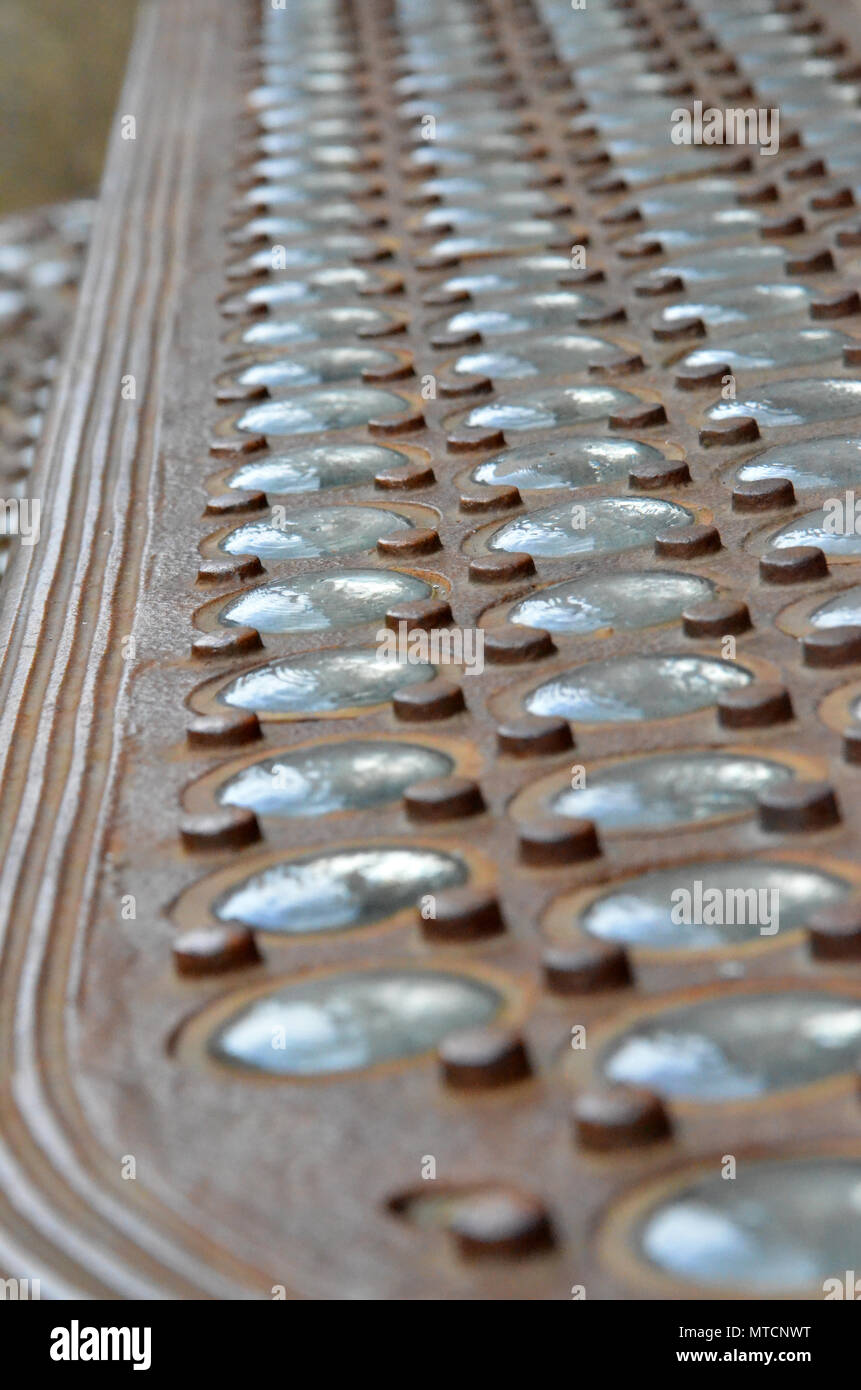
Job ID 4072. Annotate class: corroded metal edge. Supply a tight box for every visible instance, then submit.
[0,0,263,1299]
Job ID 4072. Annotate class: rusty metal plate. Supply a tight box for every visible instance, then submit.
[5,0,861,1304]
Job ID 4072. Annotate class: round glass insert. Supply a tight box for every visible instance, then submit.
[707,380,861,430]
[220,505,410,561]
[217,739,454,817]
[228,443,412,494]
[580,859,848,950]
[213,845,467,934]
[219,569,430,634]
[471,437,669,491]
[734,437,861,494]
[218,646,435,715]
[209,968,501,1076]
[599,990,861,1100]
[462,384,646,433]
[552,750,793,831]
[525,653,753,723]
[236,387,407,437]
[489,496,694,559]
[634,1157,861,1292]
[509,570,714,634]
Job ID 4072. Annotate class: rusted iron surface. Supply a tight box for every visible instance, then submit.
[5,0,861,1300]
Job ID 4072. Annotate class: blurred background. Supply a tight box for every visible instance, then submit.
[0,0,137,214]
[0,0,136,572]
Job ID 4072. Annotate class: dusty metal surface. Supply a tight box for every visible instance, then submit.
[5,0,861,1299]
